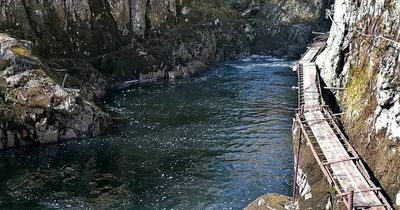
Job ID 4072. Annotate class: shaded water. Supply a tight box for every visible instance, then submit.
[0,56,297,210]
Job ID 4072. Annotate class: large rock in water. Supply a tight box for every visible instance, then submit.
[244,193,296,210]
[0,33,110,148]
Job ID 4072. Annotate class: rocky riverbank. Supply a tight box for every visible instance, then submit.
[0,0,328,147]
[0,33,109,148]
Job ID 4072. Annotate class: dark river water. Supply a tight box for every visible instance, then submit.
[0,56,297,210]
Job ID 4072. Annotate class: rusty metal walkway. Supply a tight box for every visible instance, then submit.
[292,41,393,209]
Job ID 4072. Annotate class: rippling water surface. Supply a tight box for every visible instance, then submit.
[0,56,297,209]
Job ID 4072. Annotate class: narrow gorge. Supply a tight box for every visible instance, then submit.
[0,0,399,209]
[0,0,328,145]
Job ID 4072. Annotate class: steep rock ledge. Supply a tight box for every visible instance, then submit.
[316,0,400,205]
[0,33,109,148]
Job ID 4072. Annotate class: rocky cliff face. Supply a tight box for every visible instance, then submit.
[0,0,250,81]
[316,0,400,205]
[226,0,330,57]
[0,0,330,66]
[0,0,180,57]
[92,0,250,81]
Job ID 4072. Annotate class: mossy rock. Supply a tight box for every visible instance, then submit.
[0,102,20,128]
[0,59,10,70]
[0,75,7,96]
[10,46,31,57]
[342,65,373,119]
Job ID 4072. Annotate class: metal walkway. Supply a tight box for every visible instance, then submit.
[292,41,393,209]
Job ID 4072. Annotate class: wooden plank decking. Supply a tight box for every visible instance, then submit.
[294,41,393,209]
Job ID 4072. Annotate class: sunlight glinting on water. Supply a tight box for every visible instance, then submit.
[0,56,297,210]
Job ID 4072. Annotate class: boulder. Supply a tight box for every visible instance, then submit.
[0,33,110,148]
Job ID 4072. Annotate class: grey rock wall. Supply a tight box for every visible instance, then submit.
[315,0,400,203]
[316,0,400,140]
[225,0,331,57]
[0,0,180,57]
[0,0,251,81]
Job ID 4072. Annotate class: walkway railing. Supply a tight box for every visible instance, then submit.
[292,41,393,209]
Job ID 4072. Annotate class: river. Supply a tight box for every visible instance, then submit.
[0,56,296,210]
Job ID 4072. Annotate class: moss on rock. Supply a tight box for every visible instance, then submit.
[342,65,374,120]
[10,46,31,57]
[0,59,9,70]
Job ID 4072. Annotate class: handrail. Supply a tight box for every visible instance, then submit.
[292,40,393,209]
